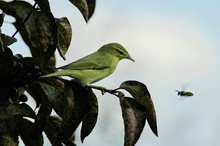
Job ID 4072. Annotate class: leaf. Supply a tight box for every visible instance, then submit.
[0,13,5,27]
[1,34,17,46]
[127,97,152,144]
[38,79,67,117]
[69,0,89,22]
[23,81,53,141]
[0,132,17,146]
[54,80,91,145]
[33,93,52,137]
[38,79,76,145]
[119,80,158,136]
[119,95,136,146]
[52,79,75,143]
[0,88,11,103]
[45,116,76,146]
[0,28,3,52]
[61,80,75,118]
[20,119,43,146]
[119,80,151,108]
[0,117,23,142]
[0,1,41,57]
[80,88,98,142]
[0,103,35,119]
[44,116,62,145]
[86,0,96,20]
[26,81,55,137]
[120,96,155,146]
[0,47,14,72]
[55,17,72,60]
[34,11,57,60]
[26,82,42,109]
[27,74,65,111]
[63,134,77,146]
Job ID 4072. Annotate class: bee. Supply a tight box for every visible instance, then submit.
[175,90,193,97]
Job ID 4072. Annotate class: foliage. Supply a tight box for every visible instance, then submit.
[0,0,157,145]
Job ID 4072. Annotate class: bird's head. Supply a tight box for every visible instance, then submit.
[98,43,135,62]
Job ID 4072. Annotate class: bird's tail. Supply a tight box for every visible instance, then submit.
[40,70,70,78]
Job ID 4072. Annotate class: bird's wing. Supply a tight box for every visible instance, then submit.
[60,52,112,70]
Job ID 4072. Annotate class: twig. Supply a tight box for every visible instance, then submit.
[12,2,38,37]
[89,85,120,97]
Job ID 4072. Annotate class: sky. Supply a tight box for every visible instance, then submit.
[2,0,220,146]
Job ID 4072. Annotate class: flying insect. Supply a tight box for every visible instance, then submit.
[175,90,193,97]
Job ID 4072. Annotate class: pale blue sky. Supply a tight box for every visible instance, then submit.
[2,0,220,146]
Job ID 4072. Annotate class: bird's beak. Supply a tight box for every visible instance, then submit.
[128,56,135,62]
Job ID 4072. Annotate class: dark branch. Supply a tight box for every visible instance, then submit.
[89,85,120,97]
[12,2,38,37]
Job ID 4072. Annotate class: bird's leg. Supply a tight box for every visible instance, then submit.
[88,85,107,95]
[88,85,117,95]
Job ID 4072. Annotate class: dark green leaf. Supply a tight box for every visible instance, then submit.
[119,95,136,146]
[86,0,96,20]
[0,1,7,13]
[80,88,98,142]
[0,103,35,119]
[0,88,11,103]
[34,11,57,59]
[27,75,65,111]
[26,82,43,109]
[0,117,23,142]
[61,80,75,117]
[119,80,151,108]
[69,0,89,22]
[20,119,43,146]
[38,79,66,117]
[126,97,151,144]
[45,116,77,146]
[34,93,52,137]
[0,132,17,146]
[1,33,17,46]
[0,47,13,72]
[26,81,53,137]
[53,79,75,143]
[120,96,153,146]
[41,78,74,144]
[0,29,3,52]
[0,13,5,27]
[55,80,91,145]
[63,134,77,146]
[56,17,72,60]
[120,81,158,136]
[0,1,41,57]
[146,107,158,136]
[45,116,62,145]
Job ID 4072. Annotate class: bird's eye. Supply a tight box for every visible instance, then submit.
[117,49,124,55]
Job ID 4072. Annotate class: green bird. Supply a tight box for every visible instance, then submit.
[41,43,134,86]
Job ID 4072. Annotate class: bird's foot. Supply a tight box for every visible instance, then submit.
[88,85,107,95]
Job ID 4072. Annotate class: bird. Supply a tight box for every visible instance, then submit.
[41,43,134,86]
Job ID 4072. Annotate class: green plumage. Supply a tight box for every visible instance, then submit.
[41,43,134,86]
